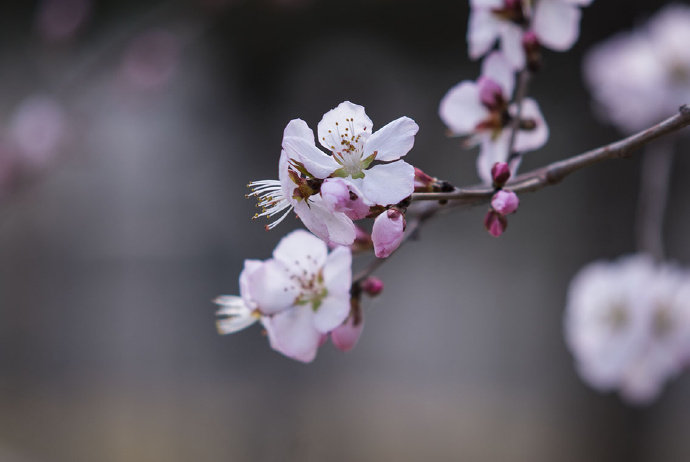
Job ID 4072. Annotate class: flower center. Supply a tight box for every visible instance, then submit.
[323,118,375,180]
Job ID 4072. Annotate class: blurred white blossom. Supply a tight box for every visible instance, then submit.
[584,3,690,133]
[565,255,690,404]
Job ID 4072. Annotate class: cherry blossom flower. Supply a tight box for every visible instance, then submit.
[584,4,690,133]
[468,0,591,69]
[439,52,548,183]
[249,102,418,246]
[215,229,353,363]
[565,255,690,404]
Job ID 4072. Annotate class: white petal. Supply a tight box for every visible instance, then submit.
[477,134,510,185]
[498,23,526,69]
[313,294,351,333]
[364,116,419,162]
[532,0,581,51]
[323,246,352,295]
[471,0,502,7]
[439,81,488,135]
[468,10,501,60]
[481,51,515,97]
[263,306,321,363]
[239,259,262,306]
[317,101,373,152]
[246,260,299,315]
[272,229,328,270]
[283,118,315,144]
[282,136,340,179]
[360,161,415,206]
[294,199,356,246]
[514,98,549,152]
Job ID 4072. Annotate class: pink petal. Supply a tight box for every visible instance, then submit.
[491,190,520,214]
[439,81,488,135]
[246,260,299,315]
[272,229,328,270]
[532,0,581,51]
[514,98,549,152]
[498,23,526,69]
[481,51,515,97]
[364,116,419,162]
[263,306,321,363]
[317,101,373,153]
[282,136,339,179]
[468,10,501,60]
[331,314,364,352]
[359,161,414,206]
[320,178,371,220]
[313,294,351,333]
[323,245,353,295]
[283,118,315,144]
[294,199,356,246]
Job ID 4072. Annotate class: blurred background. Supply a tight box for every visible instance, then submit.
[0,0,688,461]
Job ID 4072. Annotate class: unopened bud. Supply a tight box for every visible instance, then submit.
[372,209,406,258]
[414,167,435,191]
[522,30,542,72]
[491,190,519,215]
[361,277,384,296]
[348,225,373,253]
[478,76,504,109]
[331,298,364,352]
[491,162,511,187]
[484,210,508,237]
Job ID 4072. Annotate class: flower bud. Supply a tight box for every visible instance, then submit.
[491,162,511,187]
[331,298,364,352]
[361,277,384,296]
[491,190,519,215]
[477,76,504,109]
[484,210,508,237]
[414,167,435,192]
[372,209,406,258]
[320,178,370,220]
[523,30,542,72]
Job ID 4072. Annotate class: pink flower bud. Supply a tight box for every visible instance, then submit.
[491,162,511,187]
[484,210,508,237]
[491,190,519,215]
[331,313,364,353]
[477,76,504,109]
[372,209,406,258]
[522,30,539,49]
[320,178,370,220]
[361,277,384,296]
[414,167,435,191]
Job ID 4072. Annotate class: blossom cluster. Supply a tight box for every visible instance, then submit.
[215,230,362,362]
[248,101,418,258]
[584,4,690,133]
[565,255,690,404]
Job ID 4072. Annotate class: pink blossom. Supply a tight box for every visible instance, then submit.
[320,177,371,220]
[468,0,592,69]
[248,102,418,246]
[584,4,690,133]
[491,190,519,214]
[439,52,548,184]
[215,230,352,363]
[372,209,406,258]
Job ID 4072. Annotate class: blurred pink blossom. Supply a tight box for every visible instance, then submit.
[35,0,91,42]
[8,96,68,167]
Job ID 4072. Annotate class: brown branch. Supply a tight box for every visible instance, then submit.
[412,104,690,206]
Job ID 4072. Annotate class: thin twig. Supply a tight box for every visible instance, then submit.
[412,105,690,206]
[636,139,675,260]
[506,68,531,165]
